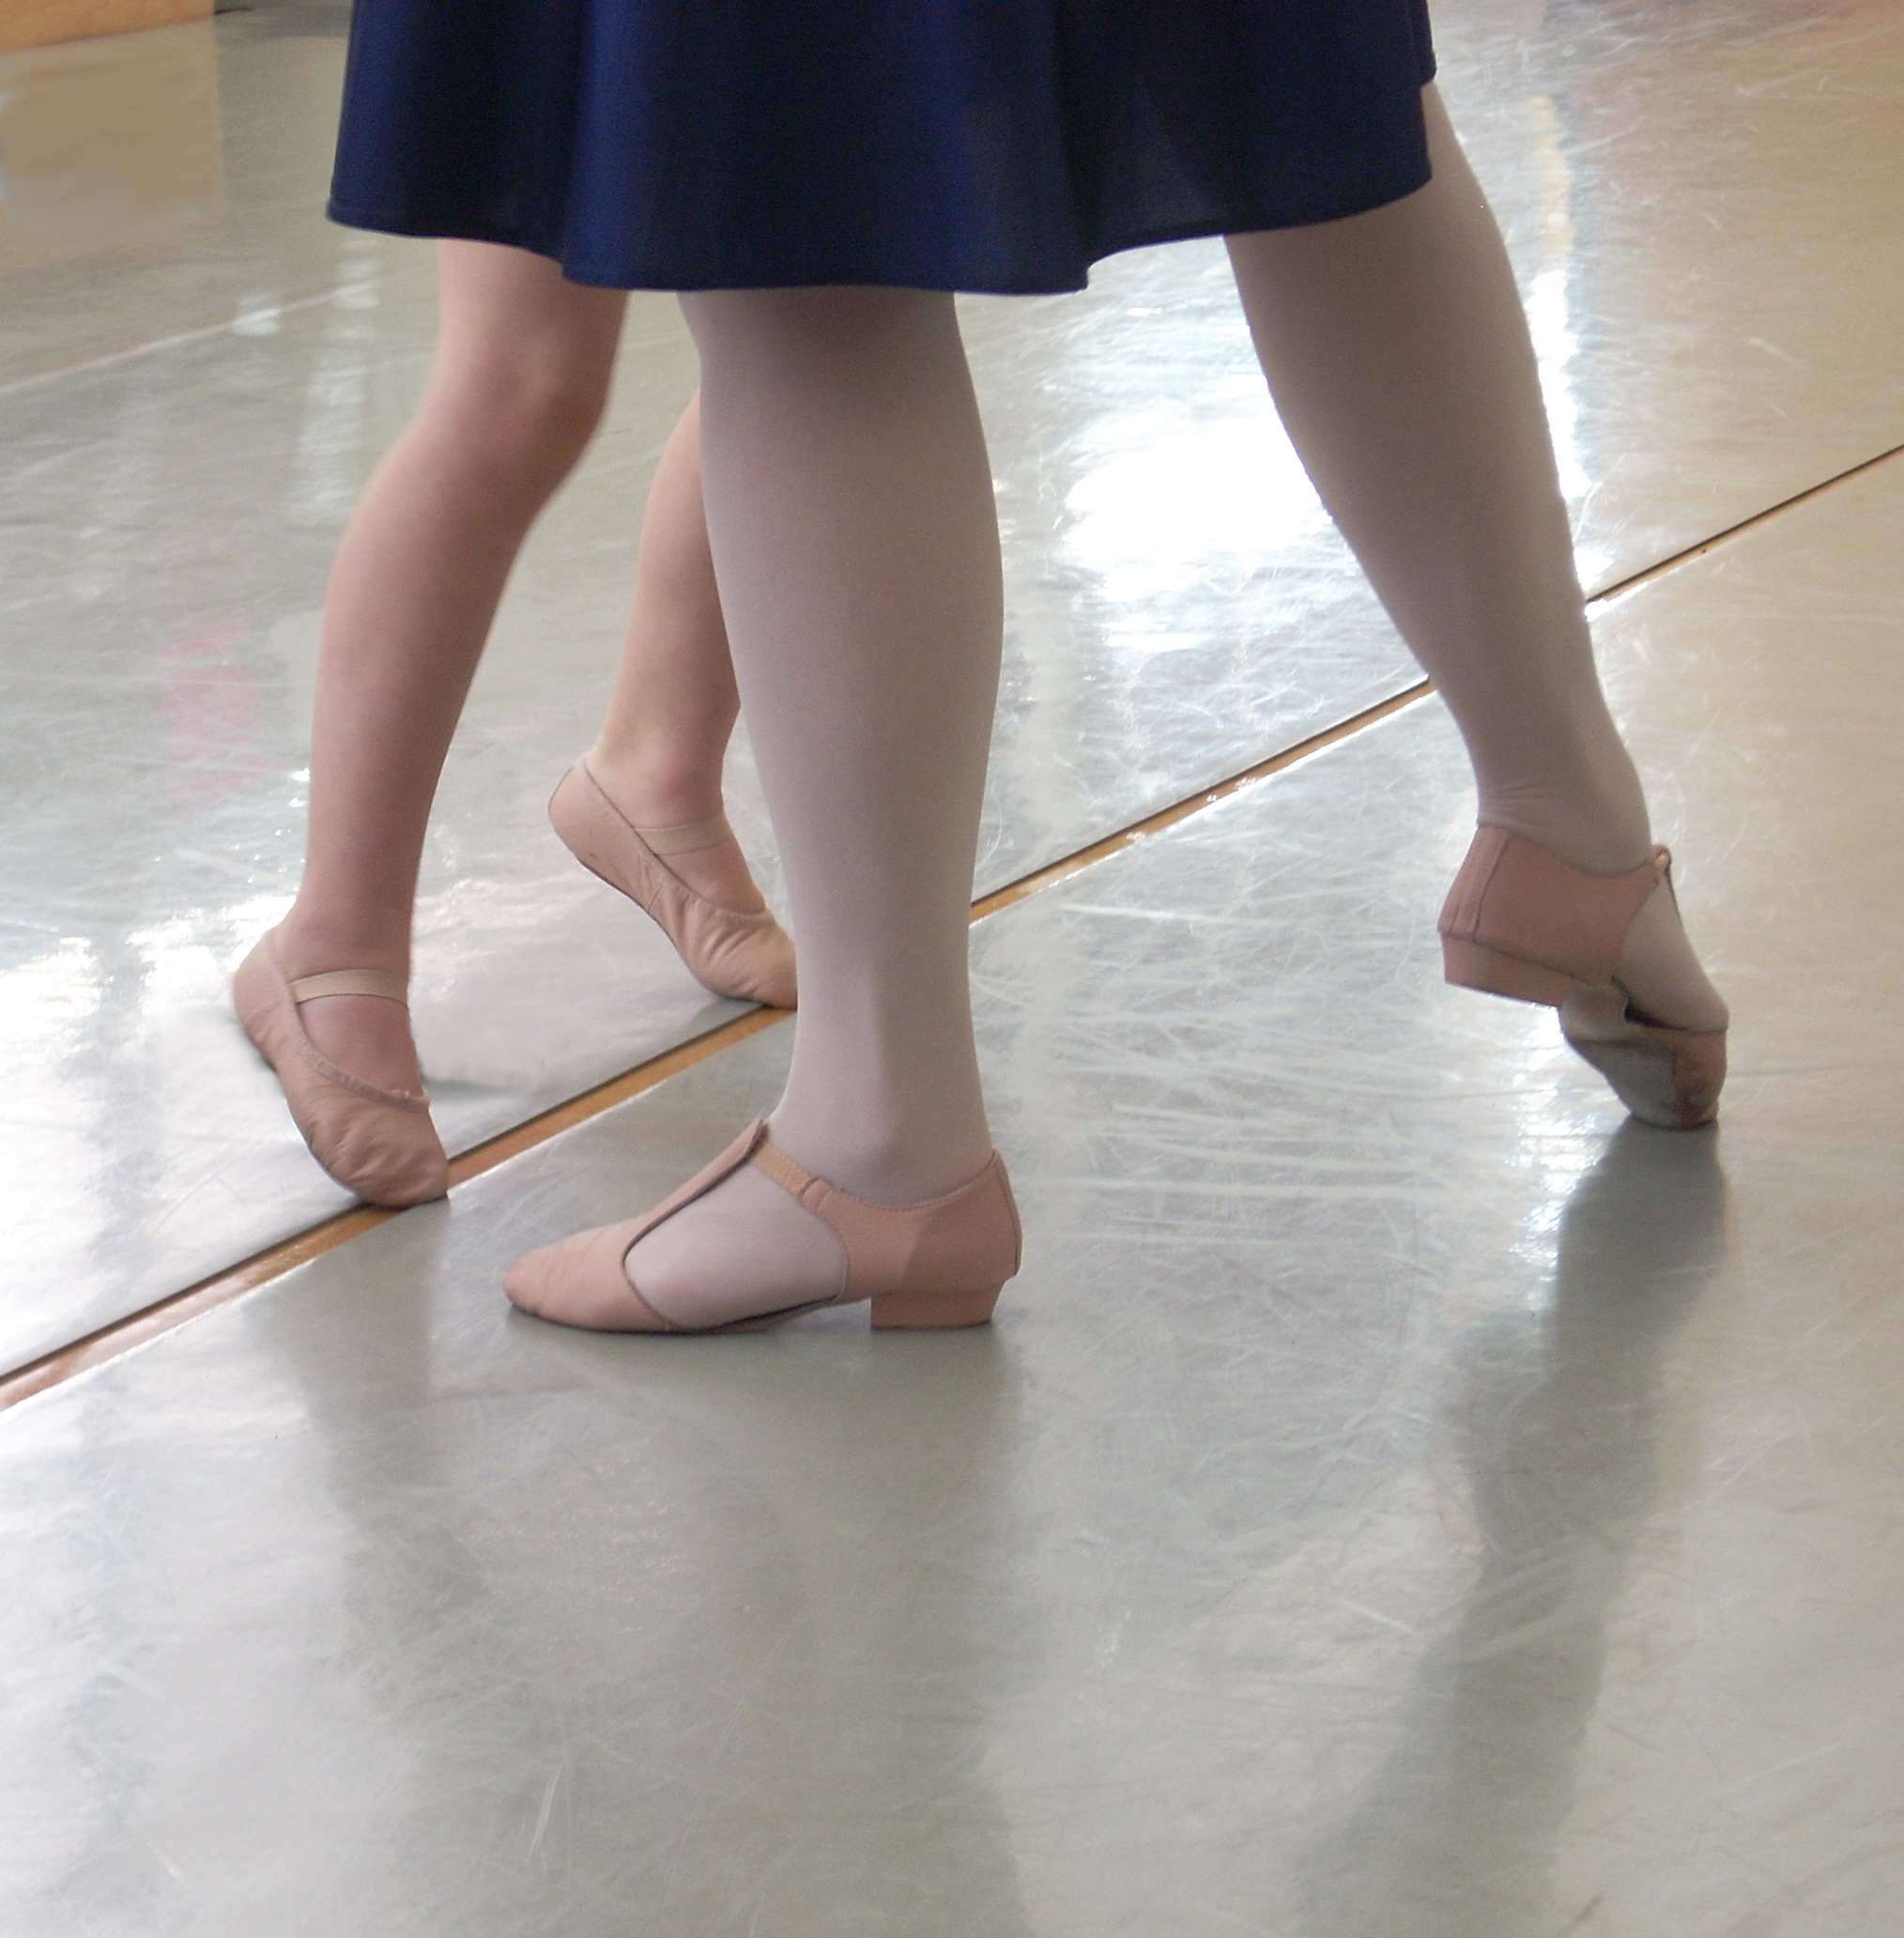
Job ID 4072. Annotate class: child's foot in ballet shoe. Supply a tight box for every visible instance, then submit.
[550,753,796,1008]
[583,747,771,915]
[293,988,425,1098]
[269,919,426,1096]
[234,930,447,1207]
[503,1119,1021,1333]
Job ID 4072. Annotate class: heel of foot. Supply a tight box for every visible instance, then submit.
[870,1282,1006,1330]
[1441,937,1574,1007]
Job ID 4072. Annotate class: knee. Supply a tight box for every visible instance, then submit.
[502,359,613,454]
[426,351,612,485]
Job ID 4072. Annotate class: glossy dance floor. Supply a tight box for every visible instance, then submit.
[4,0,1903,1929]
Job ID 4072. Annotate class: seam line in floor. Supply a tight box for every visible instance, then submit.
[7,439,1893,1411]
[1584,438,1904,604]
[0,289,345,401]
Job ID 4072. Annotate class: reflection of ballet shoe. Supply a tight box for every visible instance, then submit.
[1438,825,1726,1130]
[504,1119,1021,1334]
[233,930,449,1206]
[549,755,797,1008]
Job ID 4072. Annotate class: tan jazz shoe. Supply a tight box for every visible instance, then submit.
[504,1119,1021,1334]
[1438,825,1727,1130]
[233,930,449,1206]
[549,756,796,1008]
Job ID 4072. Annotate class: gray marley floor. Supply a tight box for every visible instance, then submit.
[3,0,1903,1931]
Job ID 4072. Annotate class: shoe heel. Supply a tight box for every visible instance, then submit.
[1441,936,1576,1008]
[870,1282,1006,1330]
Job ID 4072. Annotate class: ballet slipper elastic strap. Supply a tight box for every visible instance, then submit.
[287,968,410,1005]
[636,810,734,858]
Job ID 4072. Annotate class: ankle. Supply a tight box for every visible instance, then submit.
[767,1109,993,1208]
[1482,815,1651,879]
[1472,731,1655,876]
[275,905,411,982]
[586,740,727,829]
[1474,786,1652,879]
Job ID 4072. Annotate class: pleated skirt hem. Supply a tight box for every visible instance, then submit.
[329,162,1434,297]
[329,0,1437,299]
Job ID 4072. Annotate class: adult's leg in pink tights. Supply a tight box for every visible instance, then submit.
[620,288,1006,1318]
[1227,86,1725,1031]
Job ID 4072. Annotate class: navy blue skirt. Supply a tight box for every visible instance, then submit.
[330,2,1436,296]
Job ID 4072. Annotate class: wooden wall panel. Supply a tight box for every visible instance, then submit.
[0,20,222,270]
[0,0,213,56]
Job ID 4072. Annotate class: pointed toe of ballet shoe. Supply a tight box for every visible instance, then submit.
[505,1220,668,1330]
[756,946,797,1011]
[234,931,449,1206]
[321,1115,450,1207]
[701,922,797,1010]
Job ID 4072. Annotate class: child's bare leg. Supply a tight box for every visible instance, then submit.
[582,394,768,916]
[276,242,625,1091]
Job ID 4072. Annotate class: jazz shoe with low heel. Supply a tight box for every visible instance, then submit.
[549,755,797,1009]
[504,1118,1022,1334]
[233,930,449,1206]
[1438,824,1727,1130]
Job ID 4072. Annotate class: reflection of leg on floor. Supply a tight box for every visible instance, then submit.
[274,242,626,1106]
[577,393,784,927]
[245,243,792,1202]
[1226,85,1727,1114]
[1295,1123,1728,1936]
[549,388,798,1009]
